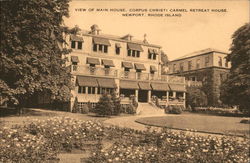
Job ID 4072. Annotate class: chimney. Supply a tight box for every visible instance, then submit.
[121,34,133,41]
[90,24,101,35]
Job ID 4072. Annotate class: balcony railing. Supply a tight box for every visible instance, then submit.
[71,65,185,84]
[186,80,203,87]
[71,65,118,78]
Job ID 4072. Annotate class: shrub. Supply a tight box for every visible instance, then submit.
[193,107,246,117]
[80,104,89,114]
[72,97,78,113]
[240,118,250,124]
[186,87,208,108]
[94,93,114,116]
[111,92,121,115]
[167,105,182,114]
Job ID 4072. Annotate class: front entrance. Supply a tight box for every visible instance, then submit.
[138,90,148,102]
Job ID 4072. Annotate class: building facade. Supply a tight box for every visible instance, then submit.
[167,48,231,106]
[65,25,186,111]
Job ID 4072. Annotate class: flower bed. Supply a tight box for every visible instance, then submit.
[1,117,249,162]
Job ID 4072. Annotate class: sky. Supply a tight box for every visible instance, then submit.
[64,0,249,60]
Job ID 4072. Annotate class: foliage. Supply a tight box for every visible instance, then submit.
[186,87,208,108]
[240,118,250,124]
[0,127,58,162]
[81,104,90,114]
[88,127,249,163]
[111,92,122,115]
[72,97,78,113]
[166,105,183,114]
[24,117,104,152]
[94,93,114,116]
[193,107,246,117]
[220,23,250,113]
[121,104,137,114]
[0,0,72,108]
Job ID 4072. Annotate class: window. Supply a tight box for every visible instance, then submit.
[71,41,76,49]
[71,41,82,50]
[127,50,131,56]
[205,56,209,67]
[78,86,86,94]
[191,76,196,81]
[148,53,157,60]
[180,62,184,72]
[224,57,228,67]
[88,87,96,94]
[196,59,200,69]
[173,64,176,72]
[188,61,192,70]
[93,44,98,51]
[115,47,120,55]
[93,44,108,53]
[127,49,140,58]
[77,42,82,49]
[218,57,222,66]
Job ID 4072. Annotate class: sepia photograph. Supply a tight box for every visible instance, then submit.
[0,0,249,162]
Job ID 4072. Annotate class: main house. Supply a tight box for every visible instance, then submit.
[64,25,186,111]
[167,48,231,106]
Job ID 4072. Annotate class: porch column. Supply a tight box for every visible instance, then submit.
[173,91,176,98]
[183,92,186,108]
[148,90,151,102]
[85,87,88,94]
[135,90,138,102]
[166,91,169,105]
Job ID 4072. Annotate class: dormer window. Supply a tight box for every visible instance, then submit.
[93,37,111,53]
[127,43,143,58]
[115,43,121,55]
[70,35,83,50]
[148,49,158,60]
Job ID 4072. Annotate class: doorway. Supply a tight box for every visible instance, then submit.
[138,90,148,102]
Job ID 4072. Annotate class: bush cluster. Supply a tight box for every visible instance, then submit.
[165,105,184,114]
[94,93,122,116]
[193,107,247,117]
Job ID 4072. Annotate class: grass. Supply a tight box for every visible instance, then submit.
[135,113,250,137]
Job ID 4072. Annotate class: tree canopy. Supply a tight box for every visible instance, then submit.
[220,23,250,113]
[0,0,72,107]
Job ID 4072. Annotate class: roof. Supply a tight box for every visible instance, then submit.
[78,29,161,48]
[138,82,151,90]
[171,48,229,62]
[169,84,186,92]
[151,82,170,91]
[120,80,139,89]
[77,76,98,87]
[96,78,116,88]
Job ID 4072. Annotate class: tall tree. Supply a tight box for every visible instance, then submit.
[0,0,72,108]
[220,23,250,113]
[160,50,169,74]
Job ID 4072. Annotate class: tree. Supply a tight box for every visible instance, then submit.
[160,51,169,74]
[220,23,250,113]
[111,92,121,115]
[94,93,114,116]
[186,87,208,108]
[0,0,72,109]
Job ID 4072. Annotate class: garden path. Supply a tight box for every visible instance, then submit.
[104,103,169,131]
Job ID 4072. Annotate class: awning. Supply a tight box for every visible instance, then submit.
[169,84,186,92]
[93,37,111,46]
[153,49,159,55]
[102,59,115,67]
[115,43,121,48]
[120,80,139,89]
[122,62,133,69]
[148,49,154,54]
[71,56,79,63]
[134,63,146,71]
[127,43,143,52]
[70,35,83,42]
[151,83,170,91]
[86,57,100,65]
[97,78,116,88]
[138,82,151,90]
[77,76,98,87]
[150,65,157,72]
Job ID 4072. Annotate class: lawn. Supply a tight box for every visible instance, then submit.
[135,113,250,137]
